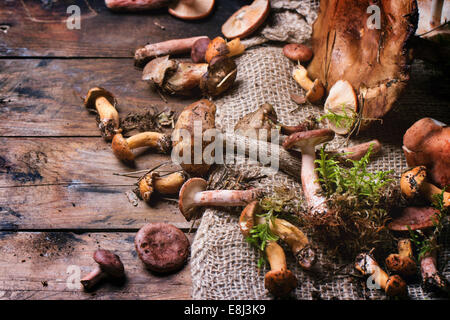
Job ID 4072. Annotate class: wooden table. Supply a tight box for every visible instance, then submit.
[0,0,241,300]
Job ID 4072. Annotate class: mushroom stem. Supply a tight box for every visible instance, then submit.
[266,241,287,271]
[95,96,120,135]
[139,171,186,202]
[126,132,168,150]
[420,248,449,292]
[293,65,314,91]
[430,0,444,28]
[420,181,450,207]
[192,189,262,207]
[80,266,106,290]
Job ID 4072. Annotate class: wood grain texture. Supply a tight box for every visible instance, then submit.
[0,231,192,300]
[0,0,241,57]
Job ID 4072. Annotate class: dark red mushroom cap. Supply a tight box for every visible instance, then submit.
[264,269,298,297]
[135,223,190,273]
[388,206,440,231]
[93,249,125,278]
[178,178,208,221]
[283,129,335,151]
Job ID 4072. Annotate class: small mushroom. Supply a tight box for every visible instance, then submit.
[292,65,325,104]
[403,118,449,188]
[200,55,237,97]
[138,171,186,202]
[323,80,358,135]
[84,87,120,140]
[264,241,298,298]
[178,178,263,221]
[400,166,449,207]
[168,0,215,20]
[221,0,270,39]
[204,37,245,63]
[135,223,190,273]
[283,44,313,62]
[80,249,125,290]
[283,129,335,216]
[112,132,171,162]
[191,37,211,63]
[385,239,417,277]
[355,252,407,297]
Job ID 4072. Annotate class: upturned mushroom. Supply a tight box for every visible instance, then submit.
[204,37,245,63]
[355,252,407,297]
[178,178,263,221]
[292,65,325,104]
[385,239,417,277]
[283,44,313,63]
[168,0,215,20]
[239,201,315,270]
[80,249,125,290]
[84,87,120,140]
[112,132,171,162]
[283,129,335,216]
[221,0,270,39]
[139,171,186,202]
[402,118,449,188]
[400,166,449,207]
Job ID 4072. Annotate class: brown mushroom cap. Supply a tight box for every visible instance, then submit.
[388,206,440,231]
[234,103,278,141]
[191,37,211,63]
[385,275,407,297]
[142,55,177,85]
[112,133,135,162]
[400,166,428,199]
[84,87,117,110]
[264,269,298,297]
[221,0,270,39]
[239,201,261,237]
[200,55,237,97]
[135,223,190,273]
[168,0,215,20]
[93,249,125,278]
[178,178,208,221]
[385,254,417,277]
[282,129,335,151]
[283,44,313,62]
[205,37,229,63]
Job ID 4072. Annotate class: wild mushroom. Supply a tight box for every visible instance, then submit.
[264,241,298,298]
[84,87,120,140]
[385,239,417,277]
[204,37,245,63]
[282,129,335,216]
[221,0,270,39]
[400,166,449,207]
[139,171,186,202]
[403,118,449,188]
[168,0,215,20]
[200,55,237,97]
[178,178,263,221]
[135,223,190,273]
[172,99,216,177]
[420,245,449,293]
[239,201,316,270]
[388,206,441,232]
[112,132,171,162]
[134,36,208,67]
[322,80,358,135]
[355,252,407,297]
[307,0,418,130]
[283,44,313,63]
[191,37,211,63]
[292,64,325,104]
[80,249,125,290]
[105,0,170,11]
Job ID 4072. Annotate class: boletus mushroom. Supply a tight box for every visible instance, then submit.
[403,118,450,188]
[84,87,120,140]
[307,0,418,130]
[80,249,125,290]
[112,132,171,162]
[292,64,325,104]
[385,239,417,277]
[355,252,407,297]
[168,0,215,20]
[222,0,270,39]
[135,223,190,273]
[139,171,186,202]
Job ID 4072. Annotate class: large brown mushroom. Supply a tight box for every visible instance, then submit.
[307,0,418,130]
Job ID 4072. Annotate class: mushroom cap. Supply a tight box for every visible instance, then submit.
[168,0,215,21]
[323,80,358,135]
[221,0,270,39]
[239,201,261,237]
[388,206,440,231]
[93,249,125,278]
[191,37,211,63]
[400,166,427,199]
[142,55,177,85]
[385,275,407,297]
[164,62,208,95]
[283,44,313,62]
[200,56,237,97]
[234,103,278,141]
[264,269,298,297]
[138,172,157,202]
[178,178,208,221]
[84,87,117,110]
[205,37,229,63]
[385,254,417,277]
[283,129,335,151]
[135,223,190,273]
[111,133,134,162]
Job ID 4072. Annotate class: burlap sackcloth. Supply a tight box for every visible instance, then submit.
[190,1,450,300]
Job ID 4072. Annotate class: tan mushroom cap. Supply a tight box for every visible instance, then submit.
[239,201,261,237]
[400,166,428,199]
[93,249,125,278]
[84,87,117,110]
[178,178,208,221]
[111,133,135,162]
[385,274,407,297]
[221,0,270,39]
[283,129,335,151]
[168,0,215,20]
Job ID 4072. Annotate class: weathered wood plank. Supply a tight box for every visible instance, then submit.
[0,0,241,57]
[0,231,193,300]
[0,58,195,137]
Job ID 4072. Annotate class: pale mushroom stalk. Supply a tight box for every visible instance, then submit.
[430,0,444,28]
[292,65,325,104]
[139,171,186,202]
[420,247,449,292]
